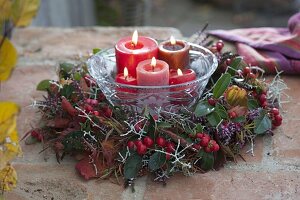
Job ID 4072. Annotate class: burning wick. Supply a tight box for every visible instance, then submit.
[170,36,176,45]
[151,57,156,72]
[131,30,138,47]
[124,67,129,80]
[177,68,183,76]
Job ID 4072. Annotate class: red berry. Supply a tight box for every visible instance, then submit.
[103,107,112,118]
[31,130,38,137]
[134,123,142,132]
[91,99,98,106]
[200,136,210,147]
[93,111,100,116]
[85,98,92,104]
[152,115,159,121]
[248,72,256,79]
[261,101,268,108]
[216,41,224,52]
[166,153,171,160]
[137,144,147,155]
[143,136,154,148]
[134,140,143,147]
[212,143,220,152]
[192,144,201,150]
[208,98,216,106]
[196,133,205,139]
[166,142,175,152]
[229,111,237,119]
[243,67,251,75]
[98,93,106,101]
[259,94,267,103]
[127,141,135,149]
[204,146,213,153]
[273,120,282,127]
[271,108,279,116]
[84,104,93,113]
[156,137,166,147]
[226,58,232,66]
[275,114,283,122]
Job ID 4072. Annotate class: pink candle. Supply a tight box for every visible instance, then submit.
[136,57,169,86]
[115,30,158,77]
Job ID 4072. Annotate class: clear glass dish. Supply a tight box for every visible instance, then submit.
[87,43,218,112]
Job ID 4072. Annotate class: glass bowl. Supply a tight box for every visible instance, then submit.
[87,43,218,112]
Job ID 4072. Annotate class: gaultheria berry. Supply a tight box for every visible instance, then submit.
[271,108,279,116]
[137,144,147,155]
[127,141,135,149]
[143,136,154,147]
[156,137,166,147]
[166,142,175,152]
[200,136,210,147]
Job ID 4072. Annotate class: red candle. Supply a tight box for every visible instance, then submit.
[169,69,196,85]
[115,67,137,85]
[158,36,190,70]
[115,30,158,77]
[136,57,169,86]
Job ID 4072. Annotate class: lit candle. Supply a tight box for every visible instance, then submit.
[136,57,169,86]
[158,36,190,70]
[115,30,158,77]
[169,68,196,85]
[115,67,137,85]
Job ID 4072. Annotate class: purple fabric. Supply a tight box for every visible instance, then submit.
[209,12,300,74]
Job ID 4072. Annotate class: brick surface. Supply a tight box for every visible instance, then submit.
[144,170,300,200]
[1,27,299,200]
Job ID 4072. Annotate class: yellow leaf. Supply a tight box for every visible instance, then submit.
[0,102,19,141]
[11,0,40,27]
[0,102,21,169]
[0,164,17,191]
[0,0,12,22]
[0,37,17,81]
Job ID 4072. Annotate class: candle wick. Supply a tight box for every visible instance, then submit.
[152,66,155,72]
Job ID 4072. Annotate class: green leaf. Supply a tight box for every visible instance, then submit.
[36,79,51,91]
[207,112,221,126]
[124,154,142,179]
[148,152,166,171]
[228,57,242,76]
[215,104,228,119]
[232,116,246,123]
[157,122,172,129]
[248,99,259,110]
[73,72,82,81]
[194,101,215,117]
[254,111,272,135]
[62,131,84,151]
[61,84,74,98]
[194,124,203,133]
[93,48,101,54]
[60,63,74,73]
[212,73,231,98]
[200,151,214,171]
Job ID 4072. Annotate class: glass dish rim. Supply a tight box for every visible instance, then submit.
[87,42,218,90]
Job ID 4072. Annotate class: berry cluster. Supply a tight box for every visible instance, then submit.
[83,97,112,118]
[270,108,282,127]
[31,130,43,141]
[210,40,224,53]
[252,90,268,108]
[127,136,175,159]
[242,66,256,79]
[192,133,219,153]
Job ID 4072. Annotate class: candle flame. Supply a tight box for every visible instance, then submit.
[132,30,138,46]
[151,57,156,67]
[177,68,183,76]
[170,36,176,45]
[124,67,128,79]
